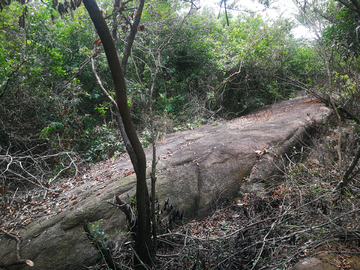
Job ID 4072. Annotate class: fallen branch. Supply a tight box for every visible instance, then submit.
[0,229,34,268]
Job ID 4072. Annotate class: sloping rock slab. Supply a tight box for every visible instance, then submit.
[0,96,332,270]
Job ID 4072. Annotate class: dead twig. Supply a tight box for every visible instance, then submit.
[0,229,34,268]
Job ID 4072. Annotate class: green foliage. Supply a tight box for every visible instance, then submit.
[204,15,323,115]
[322,2,360,56]
[39,111,125,162]
[88,221,108,247]
[0,0,124,167]
[0,0,330,182]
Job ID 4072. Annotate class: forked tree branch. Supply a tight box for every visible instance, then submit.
[83,0,151,267]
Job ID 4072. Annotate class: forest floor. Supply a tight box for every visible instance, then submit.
[88,118,360,270]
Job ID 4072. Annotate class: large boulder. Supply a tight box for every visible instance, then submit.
[0,96,332,269]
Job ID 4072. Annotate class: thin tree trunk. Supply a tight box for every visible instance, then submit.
[148,53,161,260]
[121,0,145,74]
[83,1,151,268]
[324,56,343,172]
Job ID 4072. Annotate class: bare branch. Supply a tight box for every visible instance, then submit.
[0,229,34,268]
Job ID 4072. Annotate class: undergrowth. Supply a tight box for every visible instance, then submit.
[87,120,360,270]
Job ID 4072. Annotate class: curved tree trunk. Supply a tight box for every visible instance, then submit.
[83,0,151,268]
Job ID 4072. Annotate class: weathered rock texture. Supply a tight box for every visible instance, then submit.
[291,257,335,270]
[0,96,332,270]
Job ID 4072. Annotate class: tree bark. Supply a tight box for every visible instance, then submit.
[83,0,151,268]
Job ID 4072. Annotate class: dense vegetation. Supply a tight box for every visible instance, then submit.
[0,0,324,182]
[2,0,360,268]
